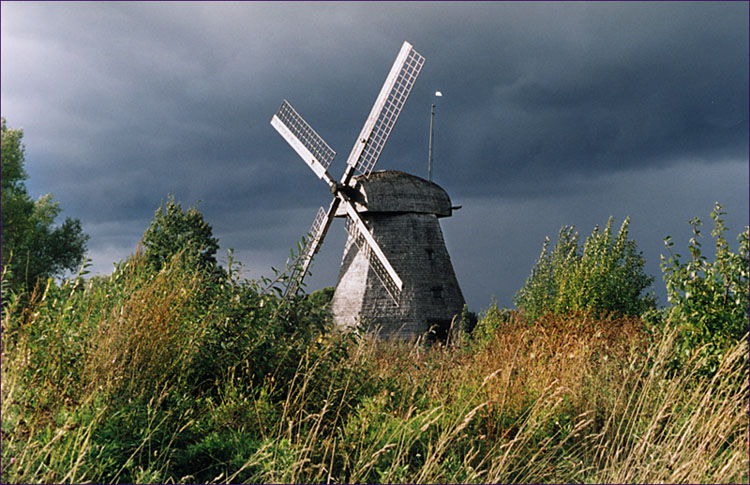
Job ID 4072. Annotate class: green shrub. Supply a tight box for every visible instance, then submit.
[514,216,655,321]
[141,195,221,276]
[456,303,479,346]
[661,202,749,372]
[469,300,511,349]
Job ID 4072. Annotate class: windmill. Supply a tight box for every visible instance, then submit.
[271,41,464,339]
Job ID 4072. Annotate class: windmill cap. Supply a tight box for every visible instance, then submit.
[335,170,454,217]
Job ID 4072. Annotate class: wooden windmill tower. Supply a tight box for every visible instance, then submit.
[270,41,464,339]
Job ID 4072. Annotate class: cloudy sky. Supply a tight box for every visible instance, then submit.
[2,1,748,311]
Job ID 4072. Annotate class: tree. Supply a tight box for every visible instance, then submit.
[141,195,221,275]
[514,216,655,321]
[1,117,89,292]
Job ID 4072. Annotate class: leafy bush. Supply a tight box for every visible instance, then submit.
[468,300,510,349]
[514,216,655,321]
[660,202,749,372]
[141,195,221,276]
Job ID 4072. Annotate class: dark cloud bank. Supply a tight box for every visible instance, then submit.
[2,2,747,309]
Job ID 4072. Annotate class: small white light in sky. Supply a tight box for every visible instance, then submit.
[435,91,443,97]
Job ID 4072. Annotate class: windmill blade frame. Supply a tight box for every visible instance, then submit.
[340,197,403,303]
[284,206,326,297]
[343,215,402,304]
[271,100,337,188]
[344,41,425,179]
[284,199,341,297]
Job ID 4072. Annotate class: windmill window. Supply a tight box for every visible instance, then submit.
[431,286,443,299]
[426,249,434,261]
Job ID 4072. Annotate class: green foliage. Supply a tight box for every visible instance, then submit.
[456,304,478,345]
[514,216,655,321]
[1,117,89,293]
[0,244,352,483]
[2,203,746,484]
[307,285,334,310]
[1,118,32,243]
[141,195,221,275]
[660,202,749,372]
[469,300,510,349]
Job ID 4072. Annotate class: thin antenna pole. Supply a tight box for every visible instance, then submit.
[428,103,435,181]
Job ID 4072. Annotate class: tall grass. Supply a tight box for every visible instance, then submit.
[2,252,747,483]
[589,328,748,483]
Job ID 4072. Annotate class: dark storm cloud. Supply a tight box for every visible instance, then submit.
[418,2,749,196]
[2,2,748,307]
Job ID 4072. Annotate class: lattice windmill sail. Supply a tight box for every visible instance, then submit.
[271,41,464,339]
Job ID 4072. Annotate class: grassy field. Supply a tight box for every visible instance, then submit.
[1,246,747,484]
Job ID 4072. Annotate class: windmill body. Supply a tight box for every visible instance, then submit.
[331,170,464,338]
[269,41,464,339]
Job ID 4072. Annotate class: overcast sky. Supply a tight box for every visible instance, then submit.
[2,1,748,311]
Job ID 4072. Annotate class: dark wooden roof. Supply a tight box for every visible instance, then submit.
[335,170,453,217]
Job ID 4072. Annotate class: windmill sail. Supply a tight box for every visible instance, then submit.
[345,41,425,177]
[285,203,337,297]
[344,216,402,304]
[271,100,336,185]
[341,199,403,303]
